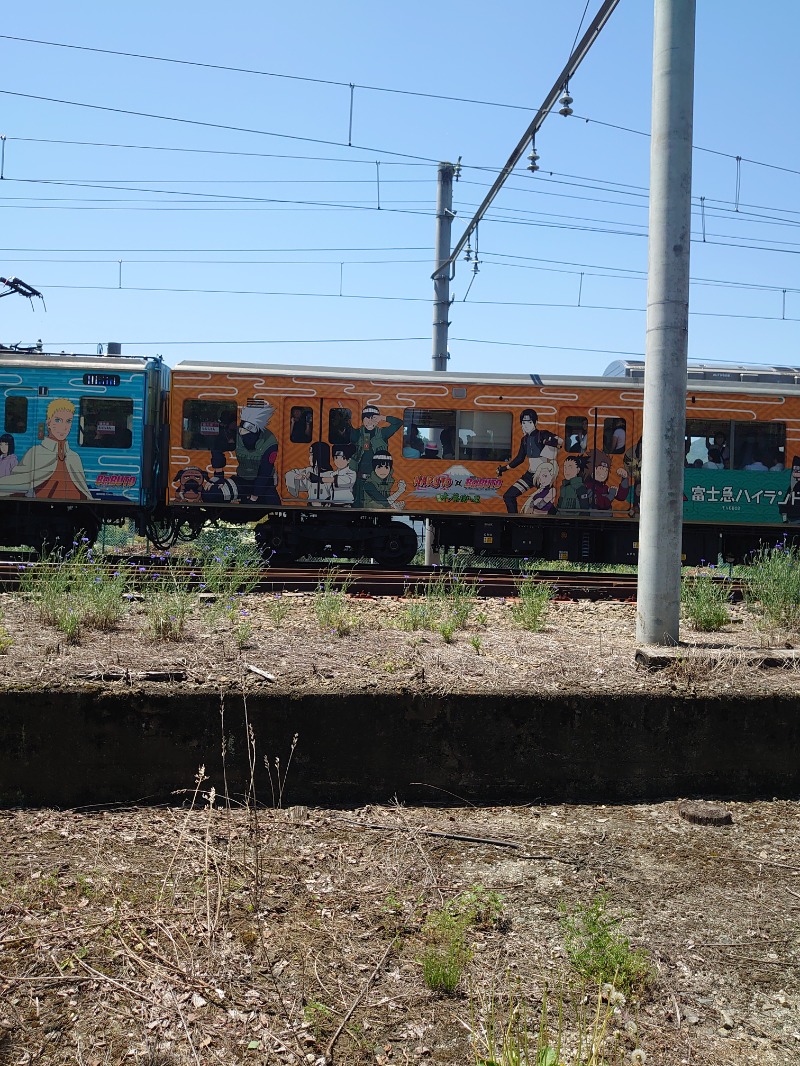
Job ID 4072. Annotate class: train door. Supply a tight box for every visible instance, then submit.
[32,391,71,501]
[583,406,640,514]
[283,395,356,508]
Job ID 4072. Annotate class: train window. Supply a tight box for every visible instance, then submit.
[603,417,627,454]
[732,421,786,471]
[402,409,455,459]
[79,397,134,449]
[456,411,512,462]
[565,416,589,452]
[328,407,353,445]
[4,396,27,434]
[181,399,238,451]
[685,419,730,468]
[289,406,313,443]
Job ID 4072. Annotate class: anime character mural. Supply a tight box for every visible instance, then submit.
[497,409,562,514]
[583,448,629,511]
[556,454,592,513]
[619,438,643,514]
[0,434,18,478]
[362,450,406,509]
[0,398,91,500]
[205,402,280,505]
[349,404,403,507]
[320,443,357,506]
[172,466,208,503]
[284,442,333,506]
[779,456,800,523]
[521,459,558,515]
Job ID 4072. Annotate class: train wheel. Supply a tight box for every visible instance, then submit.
[255,523,298,566]
[372,522,418,567]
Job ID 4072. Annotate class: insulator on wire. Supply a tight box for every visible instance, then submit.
[527,145,540,173]
[559,90,573,117]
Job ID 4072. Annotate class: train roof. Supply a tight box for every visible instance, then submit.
[605,358,800,385]
[0,347,159,373]
[173,358,800,396]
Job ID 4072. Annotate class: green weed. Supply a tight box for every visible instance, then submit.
[744,540,800,631]
[559,892,651,995]
[680,574,730,631]
[19,541,132,641]
[399,563,480,641]
[421,937,470,995]
[510,576,553,631]
[421,884,504,996]
[472,977,628,1066]
[313,568,354,636]
[265,593,290,625]
[142,572,198,641]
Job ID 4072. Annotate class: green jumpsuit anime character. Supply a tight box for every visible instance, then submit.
[349,404,402,507]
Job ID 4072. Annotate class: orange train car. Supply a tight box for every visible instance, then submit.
[167,358,800,565]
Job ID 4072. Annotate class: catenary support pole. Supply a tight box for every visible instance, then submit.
[432,162,454,373]
[636,0,696,645]
[425,162,455,564]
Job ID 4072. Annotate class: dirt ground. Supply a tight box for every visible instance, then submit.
[1,801,799,1066]
[1,589,800,698]
[2,591,800,1065]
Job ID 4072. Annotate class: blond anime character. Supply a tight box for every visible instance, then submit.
[0,398,91,500]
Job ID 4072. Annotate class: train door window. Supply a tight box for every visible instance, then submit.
[328,407,353,445]
[289,405,313,443]
[456,411,512,462]
[181,399,238,451]
[565,416,589,452]
[603,417,627,454]
[4,396,27,434]
[685,419,730,468]
[79,397,134,448]
[732,421,786,471]
[402,409,454,459]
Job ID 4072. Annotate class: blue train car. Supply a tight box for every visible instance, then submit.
[0,349,167,548]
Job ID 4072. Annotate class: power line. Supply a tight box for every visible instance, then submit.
[0,88,439,164]
[27,282,800,322]
[0,34,537,112]
[4,135,430,166]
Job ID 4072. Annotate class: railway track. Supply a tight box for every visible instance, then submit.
[0,557,744,601]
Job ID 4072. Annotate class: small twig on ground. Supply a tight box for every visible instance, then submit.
[246,664,276,682]
[76,958,153,1003]
[325,939,394,1064]
[327,814,571,861]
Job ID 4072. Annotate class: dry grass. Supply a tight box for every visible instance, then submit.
[2,591,799,699]
[1,800,799,1065]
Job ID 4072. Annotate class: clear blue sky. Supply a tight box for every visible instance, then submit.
[1,2,798,378]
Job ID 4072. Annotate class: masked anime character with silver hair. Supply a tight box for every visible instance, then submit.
[206,402,280,505]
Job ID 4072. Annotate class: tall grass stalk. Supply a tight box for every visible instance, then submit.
[744,540,800,631]
[313,568,354,636]
[471,977,626,1066]
[510,575,553,631]
[142,571,198,641]
[19,541,132,640]
[680,574,730,631]
[399,563,479,639]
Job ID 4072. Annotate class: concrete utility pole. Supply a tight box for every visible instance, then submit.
[636,0,696,645]
[425,161,455,563]
[432,161,454,372]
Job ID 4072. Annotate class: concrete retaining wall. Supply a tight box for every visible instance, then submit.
[1,687,798,807]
